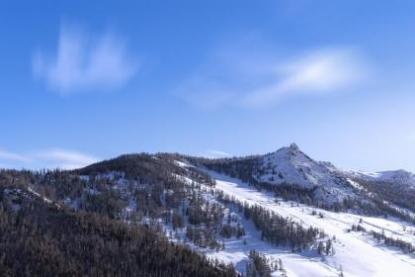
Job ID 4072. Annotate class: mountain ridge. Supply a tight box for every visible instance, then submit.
[2,145,415,276]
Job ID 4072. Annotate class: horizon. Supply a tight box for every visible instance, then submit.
[0,142,411,174]
[2,1,415,172]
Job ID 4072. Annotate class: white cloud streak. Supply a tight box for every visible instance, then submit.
[202,150,232,159]
[0,149,32,163]
[0,148,98,170]
[242,48,368,107]
[175,46,370,109]
[33,24,138,94]
[34,149,99,169]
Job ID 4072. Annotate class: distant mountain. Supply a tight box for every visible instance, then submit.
[351,169,415,189]
[197,143,359,206]
[254,143,334,188]
[255,143,356,203]
[345,168,415,214]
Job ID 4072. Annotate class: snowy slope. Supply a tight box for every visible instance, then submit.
[256,143,333,188]
[252,144,357,204]
[207,143,415,207]
[351,169,415,189]
[203,169,415,277]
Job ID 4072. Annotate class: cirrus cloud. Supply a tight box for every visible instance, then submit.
[202,149,232,159]
[0,149,32,163]
[33,24,138,94]
[0,148,98,170]
[33,148,99,169]
[175,45,371,109]
[241,48,369,107]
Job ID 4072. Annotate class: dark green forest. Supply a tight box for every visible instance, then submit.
[0,155,238,277]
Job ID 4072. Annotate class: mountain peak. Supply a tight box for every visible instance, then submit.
[376,169,415,188]
[289,143,299,151]
[275,143,302,156]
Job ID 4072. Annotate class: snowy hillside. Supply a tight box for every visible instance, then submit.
[351,169,415,189]
[255,143,334,188]
[254,143,356,204]
[2,147,415,277]
[200,168,415,277]
[198,144,364,207]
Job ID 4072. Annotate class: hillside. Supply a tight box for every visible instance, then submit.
[0,146,415,276]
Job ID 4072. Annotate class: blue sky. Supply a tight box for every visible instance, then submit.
[1,0,415,171]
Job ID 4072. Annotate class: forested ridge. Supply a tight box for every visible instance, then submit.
[2,150,415,276]
[0,155,238,277]
[0,185,236,277]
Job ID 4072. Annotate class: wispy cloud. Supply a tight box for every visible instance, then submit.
[175,45,370,109]
[202,150,232,159]
[0,149,32,163]
[241,48,369,107]
[33,149,98,169]
[33,24,138,94]
[0,148,98,170]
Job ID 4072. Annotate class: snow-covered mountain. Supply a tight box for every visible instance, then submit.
[352,169,415,189]
[254,143,356,204]
[255,143,335,188]
[2,146,415,277]
[251,143,415,190]
[200,169,415,277]
[202,143,361,206]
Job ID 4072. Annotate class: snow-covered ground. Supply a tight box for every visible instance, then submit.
[347,169,415,189]
[203,169,415,277]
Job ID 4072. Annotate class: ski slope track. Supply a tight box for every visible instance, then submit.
[203,169,415,277]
